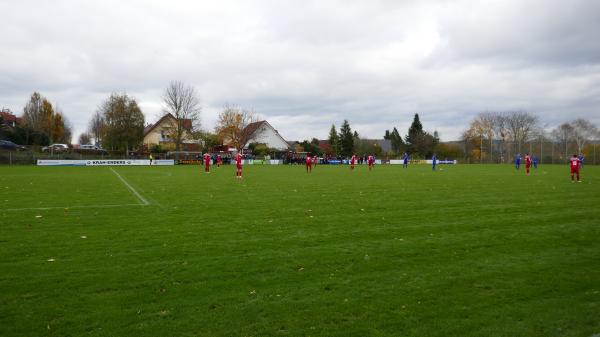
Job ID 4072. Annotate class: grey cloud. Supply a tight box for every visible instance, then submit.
[1,0,599,142]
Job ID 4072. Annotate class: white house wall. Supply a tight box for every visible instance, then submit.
[245,125,289,150]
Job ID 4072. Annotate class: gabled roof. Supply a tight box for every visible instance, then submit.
[241,120,291,149]
[241,121,267,144]
[144,113,192,136]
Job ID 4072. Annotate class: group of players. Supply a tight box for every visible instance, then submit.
[304,153,377,173]
[514,153,583,182]
[202,152,243,178]
[195,151,584,182]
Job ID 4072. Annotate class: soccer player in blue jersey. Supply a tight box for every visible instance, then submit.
[403,152,409,168]
[515,153,521,170]
[432,154,437,171]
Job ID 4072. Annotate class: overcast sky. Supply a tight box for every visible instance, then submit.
[1,0,599,142]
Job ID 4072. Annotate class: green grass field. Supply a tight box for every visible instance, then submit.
[1,164,599,337]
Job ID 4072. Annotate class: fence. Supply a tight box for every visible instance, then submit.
[458,140,599,165]
[2,142,599,165]
[0,151,151,165]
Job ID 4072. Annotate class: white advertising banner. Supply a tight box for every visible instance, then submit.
[154,160,175,166]
[37,160,87,166]
[37,159,175,166]
[389,159,456,165]
[426,160,457,164]
[85,160,149,166]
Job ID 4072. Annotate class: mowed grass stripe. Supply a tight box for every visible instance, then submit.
[0,166,139,209]
[0,164,598,337]
[4,203,144,212]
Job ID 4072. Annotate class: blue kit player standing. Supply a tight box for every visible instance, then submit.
[533,155,538,169]
[403,152,409,168]
[578,154,585,168]
[515,153,521,170]
[432,153,437,171]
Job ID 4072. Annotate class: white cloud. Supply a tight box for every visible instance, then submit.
[1,0,599,143]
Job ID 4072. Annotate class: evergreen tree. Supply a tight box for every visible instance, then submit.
[406,114,426,156]
[390,127,404,153]
[339,120,354,157]
[405,113,424,146]
[300,138,322,156]
[405,114,438,157]
[328,124,340,155]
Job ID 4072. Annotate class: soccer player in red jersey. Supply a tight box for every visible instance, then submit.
[350,154,356,170]
[312,155,317,169]
[305,154,312,173]
[203,153,211,173]
[525,153,532,175]
[216,154,222,168]
[368,155,374,171]
[570,154,581,182]
[235,152,243,179]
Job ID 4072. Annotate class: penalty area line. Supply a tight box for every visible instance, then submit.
[109,168,150,206]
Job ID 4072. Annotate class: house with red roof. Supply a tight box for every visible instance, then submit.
[0,108,21,128]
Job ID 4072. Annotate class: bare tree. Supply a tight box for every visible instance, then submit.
[162,81,201,151]
[478,112,495,162]
[63,117,73,144]
[459,130,474,162]
[570,118,598,154]
[215,104,257,151]
[551,123,574,159]
[505,111,538,154]
[22,92,45,132]
[88,111,106,146]
[465,118,486,162]
[78,132,92,145]
[491,112,509,162]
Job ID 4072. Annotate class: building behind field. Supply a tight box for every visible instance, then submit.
[241,121,291,151]
[0,108,20,128]
[143,113,201,151]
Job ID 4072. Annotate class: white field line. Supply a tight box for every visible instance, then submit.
[109,168,150,206]
[5,203,144,212]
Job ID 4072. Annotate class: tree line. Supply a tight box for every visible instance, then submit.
[291,114,440,159]
[79,81,201,153]
[462,111,599,163]
[3,85,598,162]
[1,92,72,146]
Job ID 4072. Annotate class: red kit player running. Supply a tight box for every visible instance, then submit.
[570,154,581,182]
[312,155,317,169]
[368,155,374,171]
[350,154,356,170]
[203,153,211,173]
[235,152,243,179]
[525,153,532,175]
[216,154,222,168]
[305,154,312,173]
